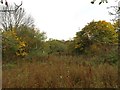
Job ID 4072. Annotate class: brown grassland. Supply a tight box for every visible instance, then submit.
[2,55,118,88]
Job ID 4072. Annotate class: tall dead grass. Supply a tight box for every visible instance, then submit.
[3,55,118,88]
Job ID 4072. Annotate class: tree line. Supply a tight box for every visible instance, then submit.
[0,3,118,64]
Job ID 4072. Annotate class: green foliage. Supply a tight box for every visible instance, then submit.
[65,40,76,55]
[45,39,67,55]
[74,20,118,54]
[16,25,47,59]
[113,20,119,32]
[2,25,47,61]
[98,45,118,65]
[2,29,27,60]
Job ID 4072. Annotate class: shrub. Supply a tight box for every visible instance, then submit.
[2,25,47,61]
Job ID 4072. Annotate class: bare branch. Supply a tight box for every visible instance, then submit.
[0,2,34,31]
[1,0,3,4]
[0,1,22,13]
[14,1,22,12]
[91,0,108,5]
[107,5,119,22]
[108,11,116,15]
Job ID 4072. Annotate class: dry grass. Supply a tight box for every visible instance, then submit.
[3,55,118,88]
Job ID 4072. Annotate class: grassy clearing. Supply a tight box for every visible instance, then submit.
[3,55,118,88]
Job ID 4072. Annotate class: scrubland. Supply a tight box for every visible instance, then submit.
[3,55,118,88]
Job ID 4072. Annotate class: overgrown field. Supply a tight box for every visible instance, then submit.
[3,55,118,88]
[0,2,119,88]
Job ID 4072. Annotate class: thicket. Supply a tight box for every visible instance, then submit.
[2,25,46,61]
[1,20,118,65]
[0,3,118,65]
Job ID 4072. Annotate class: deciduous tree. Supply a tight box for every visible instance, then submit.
[74,20,118,54]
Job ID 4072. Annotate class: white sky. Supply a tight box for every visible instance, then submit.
[7,0,118,40]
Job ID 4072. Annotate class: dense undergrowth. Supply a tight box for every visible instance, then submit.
[3,55,118,88]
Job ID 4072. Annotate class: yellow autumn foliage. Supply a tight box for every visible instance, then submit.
[2,28,28,57]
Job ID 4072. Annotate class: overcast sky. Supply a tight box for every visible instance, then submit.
[7,0,118,40]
